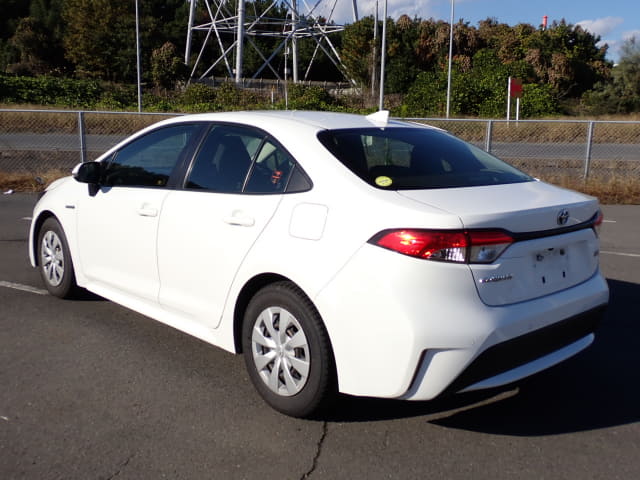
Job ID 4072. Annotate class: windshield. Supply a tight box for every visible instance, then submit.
[317,127,533,190]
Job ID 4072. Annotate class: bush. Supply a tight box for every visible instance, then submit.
[283,84,341,111]
[178,83,217,109]
[399,51,559,119]
[399,71,447,117]
[95,84,138,111]
[0,74,102,107]
[520,84,558,117]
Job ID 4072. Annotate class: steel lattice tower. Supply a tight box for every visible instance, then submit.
[184,0,359,83]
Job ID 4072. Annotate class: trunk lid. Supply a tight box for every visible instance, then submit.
[397,181,601,306]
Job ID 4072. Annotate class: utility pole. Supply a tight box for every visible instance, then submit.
[371,0,378,97]
[135,0,142,112]
[445,0,454,119]
[235,0,245,83]
[378,0,387,111]
[292,0,298,83]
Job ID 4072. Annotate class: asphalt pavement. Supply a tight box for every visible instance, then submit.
[1,193,639,479]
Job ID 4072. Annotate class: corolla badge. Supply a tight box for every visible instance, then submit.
[557,209,570,226]
[478,274,513,284]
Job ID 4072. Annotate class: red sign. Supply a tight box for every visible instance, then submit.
[510,77,523,98]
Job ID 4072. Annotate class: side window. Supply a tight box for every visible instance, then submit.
[244,139,296,193]
[102,124,198,188]
[186,125,263,193]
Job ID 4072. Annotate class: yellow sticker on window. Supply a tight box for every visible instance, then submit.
[375,176,392,187]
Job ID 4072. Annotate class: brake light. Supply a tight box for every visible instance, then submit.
[370,229,513,264]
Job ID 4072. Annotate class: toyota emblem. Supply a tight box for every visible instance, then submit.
[557,209,570,225]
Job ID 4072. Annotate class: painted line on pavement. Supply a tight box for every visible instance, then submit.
[600,251,640,258]
[0,281,48,295]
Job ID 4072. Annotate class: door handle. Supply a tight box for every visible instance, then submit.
[223,211,255,227]
[137,204,158,217]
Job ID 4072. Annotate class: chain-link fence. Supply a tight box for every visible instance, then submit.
[1,110,639,181]
[0,110,181,174]
[408,118,640,181]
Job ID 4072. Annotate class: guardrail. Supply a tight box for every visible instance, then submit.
[1,109,638,180]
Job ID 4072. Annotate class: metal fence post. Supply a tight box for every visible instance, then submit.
[584,121,594,180]
[485,120,493,153]
[78,111,87,163]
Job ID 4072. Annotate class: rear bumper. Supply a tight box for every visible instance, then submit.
[443,305,606,395]
[314,244,609,400]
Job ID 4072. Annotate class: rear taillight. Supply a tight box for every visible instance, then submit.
[593,210,604,237]
[370,229,513,264]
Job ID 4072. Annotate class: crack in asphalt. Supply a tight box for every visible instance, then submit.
[300,421,328,479]
[105,455,133,480]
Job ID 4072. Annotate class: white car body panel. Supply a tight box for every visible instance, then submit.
[470,229,600,306]
[76,186,168,301]
[397,181,596,232]
[29,111,609,404]
[315,244,607,398]
[157,190,282,328]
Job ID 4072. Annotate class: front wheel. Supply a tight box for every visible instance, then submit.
[242,282,336,418]
[37,217,79,298]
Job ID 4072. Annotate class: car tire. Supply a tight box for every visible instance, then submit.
[242,281,336,418]
[37,217,79,298]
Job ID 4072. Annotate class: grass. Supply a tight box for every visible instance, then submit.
[0,108,179,135]
[1,168,638,204]
[539,175,640,204]
[0,169,69,192]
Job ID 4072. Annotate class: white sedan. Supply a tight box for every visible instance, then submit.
[29,111,609,417]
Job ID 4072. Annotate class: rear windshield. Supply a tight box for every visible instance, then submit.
[317,127,533,189]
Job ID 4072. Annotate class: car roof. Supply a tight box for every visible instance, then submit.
[165,110,432,132]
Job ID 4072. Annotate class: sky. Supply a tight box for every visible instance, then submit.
[312,0,640,62]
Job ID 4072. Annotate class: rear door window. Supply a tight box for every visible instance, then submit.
[186,125,263,193]
[185,124,308,194]
[244,139,296,193]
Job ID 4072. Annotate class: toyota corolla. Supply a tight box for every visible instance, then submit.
[29,110,609,417]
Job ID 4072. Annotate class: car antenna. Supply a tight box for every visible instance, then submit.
[366,110,389,127]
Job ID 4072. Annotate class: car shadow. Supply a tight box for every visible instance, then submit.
[70,288,106,301]
[324,278,639,436]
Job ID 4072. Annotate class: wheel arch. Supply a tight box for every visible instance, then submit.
[232,273,316,354]
[31,210,58,266]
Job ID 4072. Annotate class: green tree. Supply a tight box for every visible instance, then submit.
[385,15,421,93]
[151,41,186,91]
[616,37,640,99]
[62,0,135,81]
[7,1,65,75]
[341,16,377,88]
[7,17,50,75]
[583,36,640,114]
[0,0,31,70]
[522,20,610,99]
[401,48,557,118]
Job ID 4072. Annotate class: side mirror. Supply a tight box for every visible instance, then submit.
[73,161,102,185]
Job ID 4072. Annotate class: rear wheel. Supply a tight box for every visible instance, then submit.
[242,281,336,417]
[37,217,78,298]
